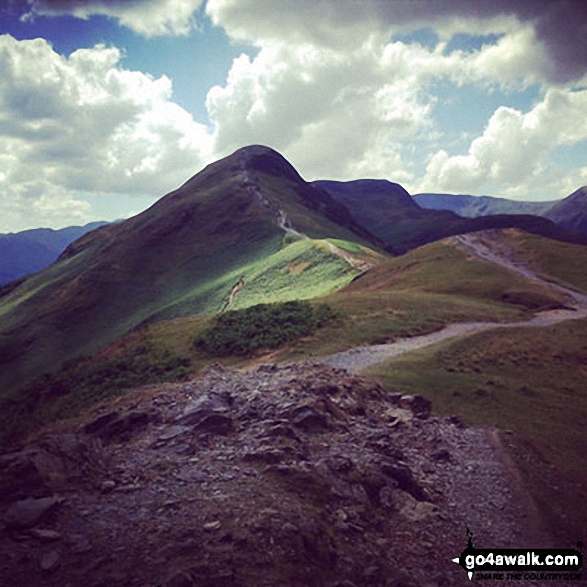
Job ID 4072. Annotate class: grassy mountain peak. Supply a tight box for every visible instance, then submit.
[0,146,382,396]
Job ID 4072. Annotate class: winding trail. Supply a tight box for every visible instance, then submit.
[318,233,587,373]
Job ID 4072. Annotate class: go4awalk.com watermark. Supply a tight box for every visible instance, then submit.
[452,529,583,581]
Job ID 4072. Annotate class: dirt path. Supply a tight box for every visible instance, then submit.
[323,240,374,271]
[318,234,587,373]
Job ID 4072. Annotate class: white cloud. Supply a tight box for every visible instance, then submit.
[24,0,203,37]
[206,0,587,85]
[206,40,437,181]
[417,88,587,197]
[203,1,587,187]
[0,34,213,231]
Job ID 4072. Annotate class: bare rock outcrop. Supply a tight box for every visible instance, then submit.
[0,363,540,586]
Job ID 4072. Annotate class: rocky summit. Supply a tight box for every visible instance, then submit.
[0,363,539,587]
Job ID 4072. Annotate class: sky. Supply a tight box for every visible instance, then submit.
[1,0,587,232]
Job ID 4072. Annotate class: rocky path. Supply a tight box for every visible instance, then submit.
[319,233,587,373]
[0,363,555,587]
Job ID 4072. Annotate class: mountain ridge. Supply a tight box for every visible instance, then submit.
[316,179,587,253]
[545,186,587,235]
[414,192,557,218]
[0,146,382,396]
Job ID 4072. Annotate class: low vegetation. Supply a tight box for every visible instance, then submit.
[195,300,338,356]
[484,229,587,293]
[0,332,199,444]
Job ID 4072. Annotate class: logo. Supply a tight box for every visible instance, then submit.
[452,529,583,581]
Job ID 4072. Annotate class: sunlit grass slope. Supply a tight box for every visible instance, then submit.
[476,228,587,293]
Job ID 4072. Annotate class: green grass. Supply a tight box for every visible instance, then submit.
[488,229,587,293]
[0,317,216,443]
[0,237,371,442]
[145,237,372,321]
[366,318,587,543]
[324,238,369,255]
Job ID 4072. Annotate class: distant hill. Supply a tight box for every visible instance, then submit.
[545,186,587,235]
[414,188,587,237]
[0,222,108,285]
[315,180,585,254]
[414,193,556,218]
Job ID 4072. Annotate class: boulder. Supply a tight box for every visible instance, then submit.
[84,411,150,442]
[3,496,64,529]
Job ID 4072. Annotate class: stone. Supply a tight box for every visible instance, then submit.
[0,449,49,500]
[258,421,300,441]
[0,434,104,499]
[399,395,432,419]
[192,413,233,435]
[84,411,150,442]
[290,405,328,432]
[431,448,451,462]
[4,496,64,529]
[325,455,354,473]
[29,529,61,541]
[203,520,222,532]
[100,480,116,493]
[40,550,60,572]
[243,448,285,464]
[381,463,429,502]
[164,571,195,587]
[67,533,93,554]
[180,393,228,424]
[449,415,466,428]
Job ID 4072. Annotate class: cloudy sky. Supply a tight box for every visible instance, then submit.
[1,0,586,232]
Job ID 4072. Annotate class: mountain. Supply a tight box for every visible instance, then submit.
[315,180,586,254]
[0,145,382,395]
[414,193,556,218]
[0,222,108,286]
[545,186,587,235]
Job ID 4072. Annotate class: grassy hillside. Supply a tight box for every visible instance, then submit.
[0,146,382,397]
[270,237,569,360]
[3,233,567,443]
[363,235,587,542]
[467,229,587,293]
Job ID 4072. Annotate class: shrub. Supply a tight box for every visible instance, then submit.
[195,300,337,356]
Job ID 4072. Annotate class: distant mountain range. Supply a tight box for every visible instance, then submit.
[413,193,557,218]
[0,222,108,286]
[1,145,587,398]
[414,188,587,237]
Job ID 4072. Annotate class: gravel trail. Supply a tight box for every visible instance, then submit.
[318,234,587,373]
